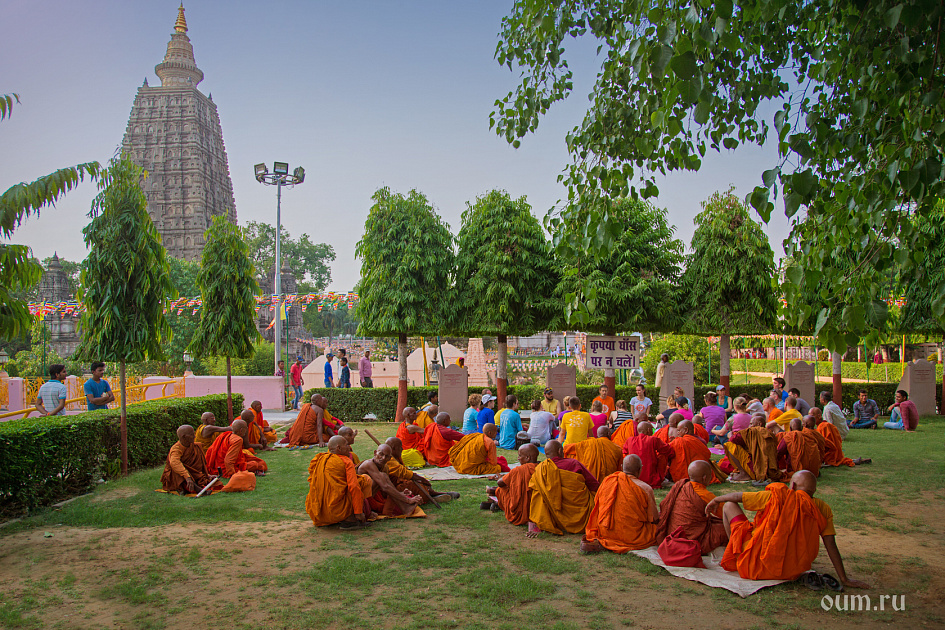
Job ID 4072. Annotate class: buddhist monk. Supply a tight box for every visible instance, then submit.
[204,419,268,477]
[801,415,828,459]
[239,409,269,451]
[610,411,644,446]
[580,454,658,554]
[526,440,599,537]
[668,421,723,483]
[782,418,823,476]
[656,460,728,554]
[415,404,437,430]
[482,444,539,524]
[691,415,711,442]
[358,444,423,517]
[654,413,683,444]
[622,421,674,489]
[287,394,334,447]
[305,436,374,528]
[813,415,869,466]
[564,426,624,485]
[722,422,785,482]
[194,412,230,454]
[338,426,361,466]
[708,471,869,587]
[395,407,425,454]
[249,400,278,444]
[449,423,507,475]
[161,425,220,494]
[384,437,459,503]
[421,412,465,467]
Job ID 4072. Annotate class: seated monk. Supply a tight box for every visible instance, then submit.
[482,443,539,524]
[239,409,271,452]
[610,411,645,446]
[709,471,869,588]
[358,444,424,517]
[813,412,866,467]
[449,423,509,475]
[305,435,374,528]
[249,400,278,444]
[526,440,599,537]
[654,413,683,444]
[204,419,268,477]
[161,425,221,494]
[422,412,465,467]
[287,394,335,447]
[338,426,361,466]
[722,422,785,482]
[384,437,459,503]
[801,416,827,460]
[580,454,658,554]
[668,421,723,483]
[783,418,823,477]
[564,426,624,484]
[691,416,711,442]
[194,412,231,454]
[415,405,437,429]
[656,460,728,554]
[395,407,426,460]
[622,422,674,489]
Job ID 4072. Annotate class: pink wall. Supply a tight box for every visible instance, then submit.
[147,375,285,411]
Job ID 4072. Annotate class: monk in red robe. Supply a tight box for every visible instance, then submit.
[422,412,465,467]
[395,407,425,452]
[654,413,683,444]
[668,421,723,483]
[161,425,221,494]
[813,413,861,467]
[305,436,374,528]
[526,440,599,537]
[287,394,334,447]
[564,426,624,485]
[358,444,423,517]
[708,471,869,587]
[691,416,711,442]
[656,460,728,554]
[782,418,823,476]
[610,411,645,446]
[482,443,539,524]
[581,454,658,554]
[204,419,268,477]
[249,400,278,445]
[622,421,674,489]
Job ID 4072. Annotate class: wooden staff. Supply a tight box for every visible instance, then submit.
[364,428,381,446]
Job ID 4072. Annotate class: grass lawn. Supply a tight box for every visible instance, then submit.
[1,418,943,629]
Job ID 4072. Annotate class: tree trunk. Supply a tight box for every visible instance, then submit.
[497,334,508,408]
[832,350,843,409]
[720,334,731,392]
[857,345,863,362]
[120,360,128,477]
[226,356,233,422]
[395,333,408,423]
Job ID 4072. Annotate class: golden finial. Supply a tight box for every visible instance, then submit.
[175,3,188,33]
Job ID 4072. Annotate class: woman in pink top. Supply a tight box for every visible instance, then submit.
[588,400,609,434]
[674,396,694,421]
[712,397,751,444]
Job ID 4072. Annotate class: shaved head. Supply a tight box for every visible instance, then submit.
[403,407,417,423]
[434,412,451,426]
[518,443,539,465]
[338,426,354,437]
[789,418,803,432]
[251,400,262,411]
[327,435,348,454]
[372,443,393,467]
[668,413,683,428]
[677,420,693,436]
[790,470,817,495]
[544,439,562,459]
[177,424,195,446]
[687,460,713,486]
[482,423,498,438]
[425,405,439,417]
[597,425,612,438]
[231,419,247,436]
[200,411,216,424]
[750,414,766,428]
[623,454,642,476]
[385,437,403,458]
[240,409,255,423]
[810,407,823,422]
[637,421,653,436]
[802,415,816,430]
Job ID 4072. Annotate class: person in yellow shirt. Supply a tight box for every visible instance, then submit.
[560,397,594,445]
[776,396,804,430]
[540,388,561,416]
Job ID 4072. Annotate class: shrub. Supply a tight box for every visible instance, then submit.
[0,393,238,516]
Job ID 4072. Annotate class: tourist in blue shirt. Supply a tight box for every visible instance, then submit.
[498,395,523,449]
[462,394,482,434]
[476,394,496,432]
[338,358,351,388]
[83,361,115,411]
[323,352,335,387]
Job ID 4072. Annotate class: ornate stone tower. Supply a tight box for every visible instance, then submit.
[37,254,82,358]
[121,4,237,261]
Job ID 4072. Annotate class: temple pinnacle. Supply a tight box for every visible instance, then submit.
[175,3,188,33]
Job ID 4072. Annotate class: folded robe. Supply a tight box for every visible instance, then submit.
[584,471,657,552]
[422,423,463,467]
[723,427,782,481]
[668,434,721,483]
[396,421,423,452]
[205,432,267,477]
[305,452,373,526]
[622,434,673,488]
[610,419,636,446]
[693,423,710,442]
[527,459,594,535]
[564,437,623,485]
[782,430,822,477]
[161,440,214,493]
[496,462,537,526]
[817,421,854,467]
[656,480,728,554]
[449,433,501,475]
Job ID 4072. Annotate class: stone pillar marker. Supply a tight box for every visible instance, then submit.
[659,360,694,412]
[546,363,577,407]
[784,360,816,408]
[438,364,468,429]
[898,358,937,416]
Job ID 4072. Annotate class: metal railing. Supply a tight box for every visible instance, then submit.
[0,378,184,421]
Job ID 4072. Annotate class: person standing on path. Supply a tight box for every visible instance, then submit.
[290,357,305,409]
[35,364,69,416]
[359,350,374,388]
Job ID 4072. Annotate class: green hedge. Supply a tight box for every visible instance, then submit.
[732,358,943,383]
[0,393,239,516]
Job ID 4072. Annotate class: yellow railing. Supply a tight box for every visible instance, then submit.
[0,378,184,421]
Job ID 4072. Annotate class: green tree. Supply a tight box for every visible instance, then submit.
[188,216,260,422]
[452,190,558,402]
[355,187,454,420]
[681,189,778,389]
[77,157,175,475]
[243,221,336,293]
[1,93,99,339]
[492,1,945,349]
[204,340,276,377]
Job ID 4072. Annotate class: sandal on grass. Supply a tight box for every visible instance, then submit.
[821,574,843,592]
[853,457,872,465]
[800,572,824,591]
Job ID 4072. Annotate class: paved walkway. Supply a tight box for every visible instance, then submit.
[735,370,875,383]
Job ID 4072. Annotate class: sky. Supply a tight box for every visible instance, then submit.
[2,0,789,294]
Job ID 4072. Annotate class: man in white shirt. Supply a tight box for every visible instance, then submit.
[819,391,850,440]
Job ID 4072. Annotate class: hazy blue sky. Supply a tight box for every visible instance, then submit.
[2,1,788,293]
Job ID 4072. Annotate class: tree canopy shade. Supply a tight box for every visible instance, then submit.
[899,200,945,338]
[77,157,175,475]
[492,0,945,350]
[243,221,335,294]
[188,216,260,421]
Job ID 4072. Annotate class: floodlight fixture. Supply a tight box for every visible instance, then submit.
[273,161,289,175]
[254,163,268,182]
[293,166,305,183]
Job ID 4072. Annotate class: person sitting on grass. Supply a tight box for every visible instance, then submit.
[395,406,425,453]
[249,400,277,444]
[560,396,595,446]
[305,436,374,529]
[696,392,727,438]
[668,421,722,483]
[850,389,880,430]
[526,440,599,537]
[654,412,683,444]
[337,426,361,465]
[885,389,919,431]
[358,444,424,517]
[775,396,803,430]
[286,394,336,447]
[204,419,268,478]
[462,394,482,434]
[238,409,272,451]
[449,423,508,475]
[810,413,869,467]
[161,425,221,495]
[580,454,658,554]
[622,421,674,489]
[482,443,540,523]
[563,425,624,485]
[782,418,823,477]
[422,412,465,467]
[384,437,459,504]
[721,420,783,482]
[656,460,728,554]
[654,394,679,427]
[497,395,524,450]
[707,471,869,588]
[819,391,850,440]
[788,388,812,416]
[194,412,231,454]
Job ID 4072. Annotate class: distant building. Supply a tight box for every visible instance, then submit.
[37,254,81,357]
[256,262,316,362]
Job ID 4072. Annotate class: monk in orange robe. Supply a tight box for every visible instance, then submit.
[204,419,268,477]
[691,416,711,442]
[483,443,539,524]
[580,454,658,554]
[249,400,278,444]
[305,436,374,528]
[782,418,823,476]
[358,444,424,517]
[395,407,425,452]
[449,423,506,475]
[238,409,271,452]
[656,460,728,554]
[526,440,599,536]
[287,394,334,447]
[654,413,683,444]
[610,411,644,446]
[722,424,785,482]
[668,421,723,483]
[708,471,869,587]
[384,437,459,504]
[801,416,827,458]
[422,412,465,467]
[564,426,624,485]
[623,422,674,489]
[193,412,231,454]
[337,426,361,466]
[813,413,857,467]
[161,425,221,494]
[415,405,436,430]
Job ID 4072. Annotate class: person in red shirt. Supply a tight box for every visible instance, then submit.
[885,389,919,431]
[290,357,304,410]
